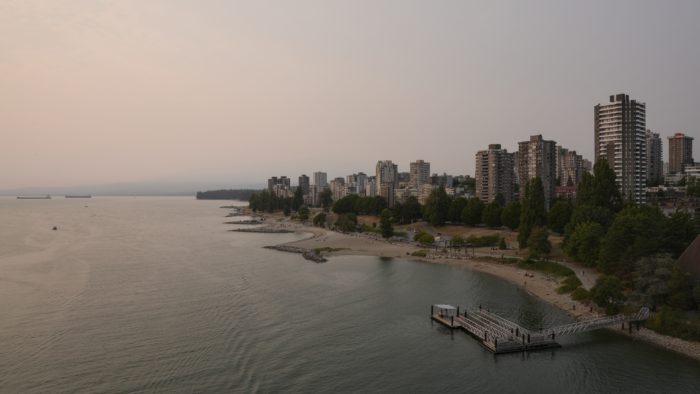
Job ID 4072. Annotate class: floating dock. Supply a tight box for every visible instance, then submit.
[431,304,649,354]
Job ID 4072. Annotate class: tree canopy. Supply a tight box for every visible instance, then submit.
[518,177,546,248]
[423,187,450,226]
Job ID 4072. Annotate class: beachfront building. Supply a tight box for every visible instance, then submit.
[313,171,328,189]
[330,177,346,201]
[365,177,377,197]
[594,93,647,204]
[380,182,396,208]
[475,144,515,204]
[555,146,584,186]
[410,160,430,188]
[518,134,557,208]
[431,173,453,188]
[298,174,310,194]
[418,183,436,205]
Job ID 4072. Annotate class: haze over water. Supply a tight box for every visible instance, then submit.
[1,197,699,393]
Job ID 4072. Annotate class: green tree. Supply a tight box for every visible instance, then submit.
[448,197,468,223]
[414,231,435,245]
[494,193,506,207]
[598,205,666,276]
[319,188,333,209]
[687,177,700,197]
[590,275,625,314]
[527,226,551,259]
[518,177,546,248]
[548,199,573,234]
[423,187,450,226]
[379,208,394,238]
[450,235,466,247]
[501,201,521,230]
[633,257,695,309]
[400,196,423,224]
[332,194,360,214]
[482,202,502,228]
[498,237,507,250]
[564,221,604,266]
[312,212,327,227]
[292,186,304,211]
[661,212,698,258]
[334,213,358,232]
[564,204,614,236]
[298,205,310,221]
[577,159,622,212]
[461,198,484,226]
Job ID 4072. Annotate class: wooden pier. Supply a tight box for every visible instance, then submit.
[431,304,650,354]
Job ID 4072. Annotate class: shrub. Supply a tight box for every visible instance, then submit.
[411,250,428,257]
[414,231,435,245]
[571,288,591,302]
[557,276,582,294]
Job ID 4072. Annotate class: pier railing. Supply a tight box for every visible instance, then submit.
[433,304,651,353]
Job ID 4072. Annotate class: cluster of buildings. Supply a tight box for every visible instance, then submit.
[267,159,472,208]
[265,93,697,214]
[475,93,696,207]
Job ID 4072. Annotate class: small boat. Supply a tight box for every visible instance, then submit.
[17,195,51,200]
[65,195,92,198]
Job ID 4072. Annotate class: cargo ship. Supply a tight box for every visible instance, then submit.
[17,195,51,199]
[65,195,92,198]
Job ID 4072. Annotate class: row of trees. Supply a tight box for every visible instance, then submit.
[422,187,522,229]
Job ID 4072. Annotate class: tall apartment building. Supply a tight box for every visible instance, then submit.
[313,171,328,189]
[555,146,584,186]
[298,174,310,194]
[267,176,291,192]
[379,182,396,208]
[409,160,430,187]
[646,130,663,185]
[668,132,694,174]
[594,93,647,203]
[330,177,346,201]
[518,135,556,208]
[375,161,398,206]
[375,160,398,187]
[365,176,377,197]
[475,144,515,204]
[430,173,453,188]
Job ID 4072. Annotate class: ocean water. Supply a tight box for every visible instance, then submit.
[0,196,698,393]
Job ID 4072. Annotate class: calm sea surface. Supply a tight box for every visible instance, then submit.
[0,197,699,393]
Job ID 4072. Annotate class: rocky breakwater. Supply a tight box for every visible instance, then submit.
[264,245,328,263]
[230,227,294,233]
[225,219,263,225]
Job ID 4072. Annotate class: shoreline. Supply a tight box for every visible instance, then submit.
[233,210,700,361]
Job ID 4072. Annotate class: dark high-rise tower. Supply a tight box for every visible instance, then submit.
[668,132,694,174]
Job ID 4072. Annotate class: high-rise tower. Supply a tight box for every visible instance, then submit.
[594,93,647,203]
[518,135,556,208]
[668,132,694,174]
[475,144,515,204]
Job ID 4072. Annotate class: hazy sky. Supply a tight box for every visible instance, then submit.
[2,0,699,189]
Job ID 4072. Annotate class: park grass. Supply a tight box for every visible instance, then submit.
[516,259,576,278]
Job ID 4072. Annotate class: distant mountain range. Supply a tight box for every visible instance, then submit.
[0,180,265,197]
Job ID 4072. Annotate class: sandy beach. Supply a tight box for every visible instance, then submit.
[248,212,700,361]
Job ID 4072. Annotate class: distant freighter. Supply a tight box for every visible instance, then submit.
[65,195,92,198]
[17,195,51,199]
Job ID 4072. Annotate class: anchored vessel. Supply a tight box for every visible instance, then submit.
[65,195,92,198]
[431,304,650,354]
[17,195,51,199]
